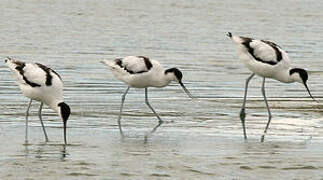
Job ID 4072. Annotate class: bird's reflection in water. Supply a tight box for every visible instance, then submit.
[60,144,68,161]
[22,142,69,160]
[23,143,31,158]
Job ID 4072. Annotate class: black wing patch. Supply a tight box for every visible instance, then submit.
[115,58,136,74]
[37,63,62,85]
[137,56,153,70]
[36,63,62,86]
[115,58,122,67]
[115,56,153,74]
[261,40,282,62]
[241,37,282,65]
[14,61,41,87]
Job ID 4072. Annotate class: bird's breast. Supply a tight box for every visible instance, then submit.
[116,72,169,88]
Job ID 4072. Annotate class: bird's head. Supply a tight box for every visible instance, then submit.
[290,68,316,102]
[165,68,194,98]
[58,102,71,144]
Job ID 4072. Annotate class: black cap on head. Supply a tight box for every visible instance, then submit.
[165,67,194,98]
[290,68,308,84]
[58,102,71,121]
[165,68,182,81]
[290,68,316,101]
[58,102,71,144]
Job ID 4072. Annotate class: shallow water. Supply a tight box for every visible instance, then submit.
[1,0,323,179]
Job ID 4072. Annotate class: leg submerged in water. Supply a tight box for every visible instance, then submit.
[260,77,272,142]
[118,86,130,137]
[25,99,32,144]
[144,88,163,142]
[38,102,49,142]
[240,73,255,140]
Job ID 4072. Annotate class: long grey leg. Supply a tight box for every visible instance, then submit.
[260,77,272,142]
[118,86,130,137]
[240,73,255,140]
[38,102,49,142]
[25,99,32,144]
[145,88,163,134]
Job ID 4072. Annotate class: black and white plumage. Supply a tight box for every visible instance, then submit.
[101,56,193,139]
[5,57,71,144]
[227,32,316,142]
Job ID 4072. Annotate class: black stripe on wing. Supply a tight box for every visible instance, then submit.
[115,58,123,67]
[241,37,282,65]
[36,63,62,86]
[137,56,153,70]
[14,61,41,87]
[115,56,153,74]
[261,40,282,62]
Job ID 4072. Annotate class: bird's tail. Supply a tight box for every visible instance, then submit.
[5,57,27,84]
[226,32,233,38]
[100,59,115,67]
[5,57,23,71]
[5,56,13,66]
[101,59,129,76]
[226,32,245,44]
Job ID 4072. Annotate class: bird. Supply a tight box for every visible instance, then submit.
[5,57,71,144]
[101,56,193,138]
[227,32,316,142]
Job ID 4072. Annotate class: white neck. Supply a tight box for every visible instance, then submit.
[274,68,300,83]
[146,71,174,87]
[49,100,64,113]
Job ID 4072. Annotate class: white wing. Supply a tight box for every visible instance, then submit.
[248,39,283,65]
[6,58,62,87]
[102,56,153,74]
[229,33,286,65]
[121,56,153,73]
[22,63,48,86]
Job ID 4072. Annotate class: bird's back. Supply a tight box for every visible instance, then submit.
[102,56,170,88]
[102,56,154,73]
[121,56,153,73]
[6,57,64,105]
[228,33,291,78]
